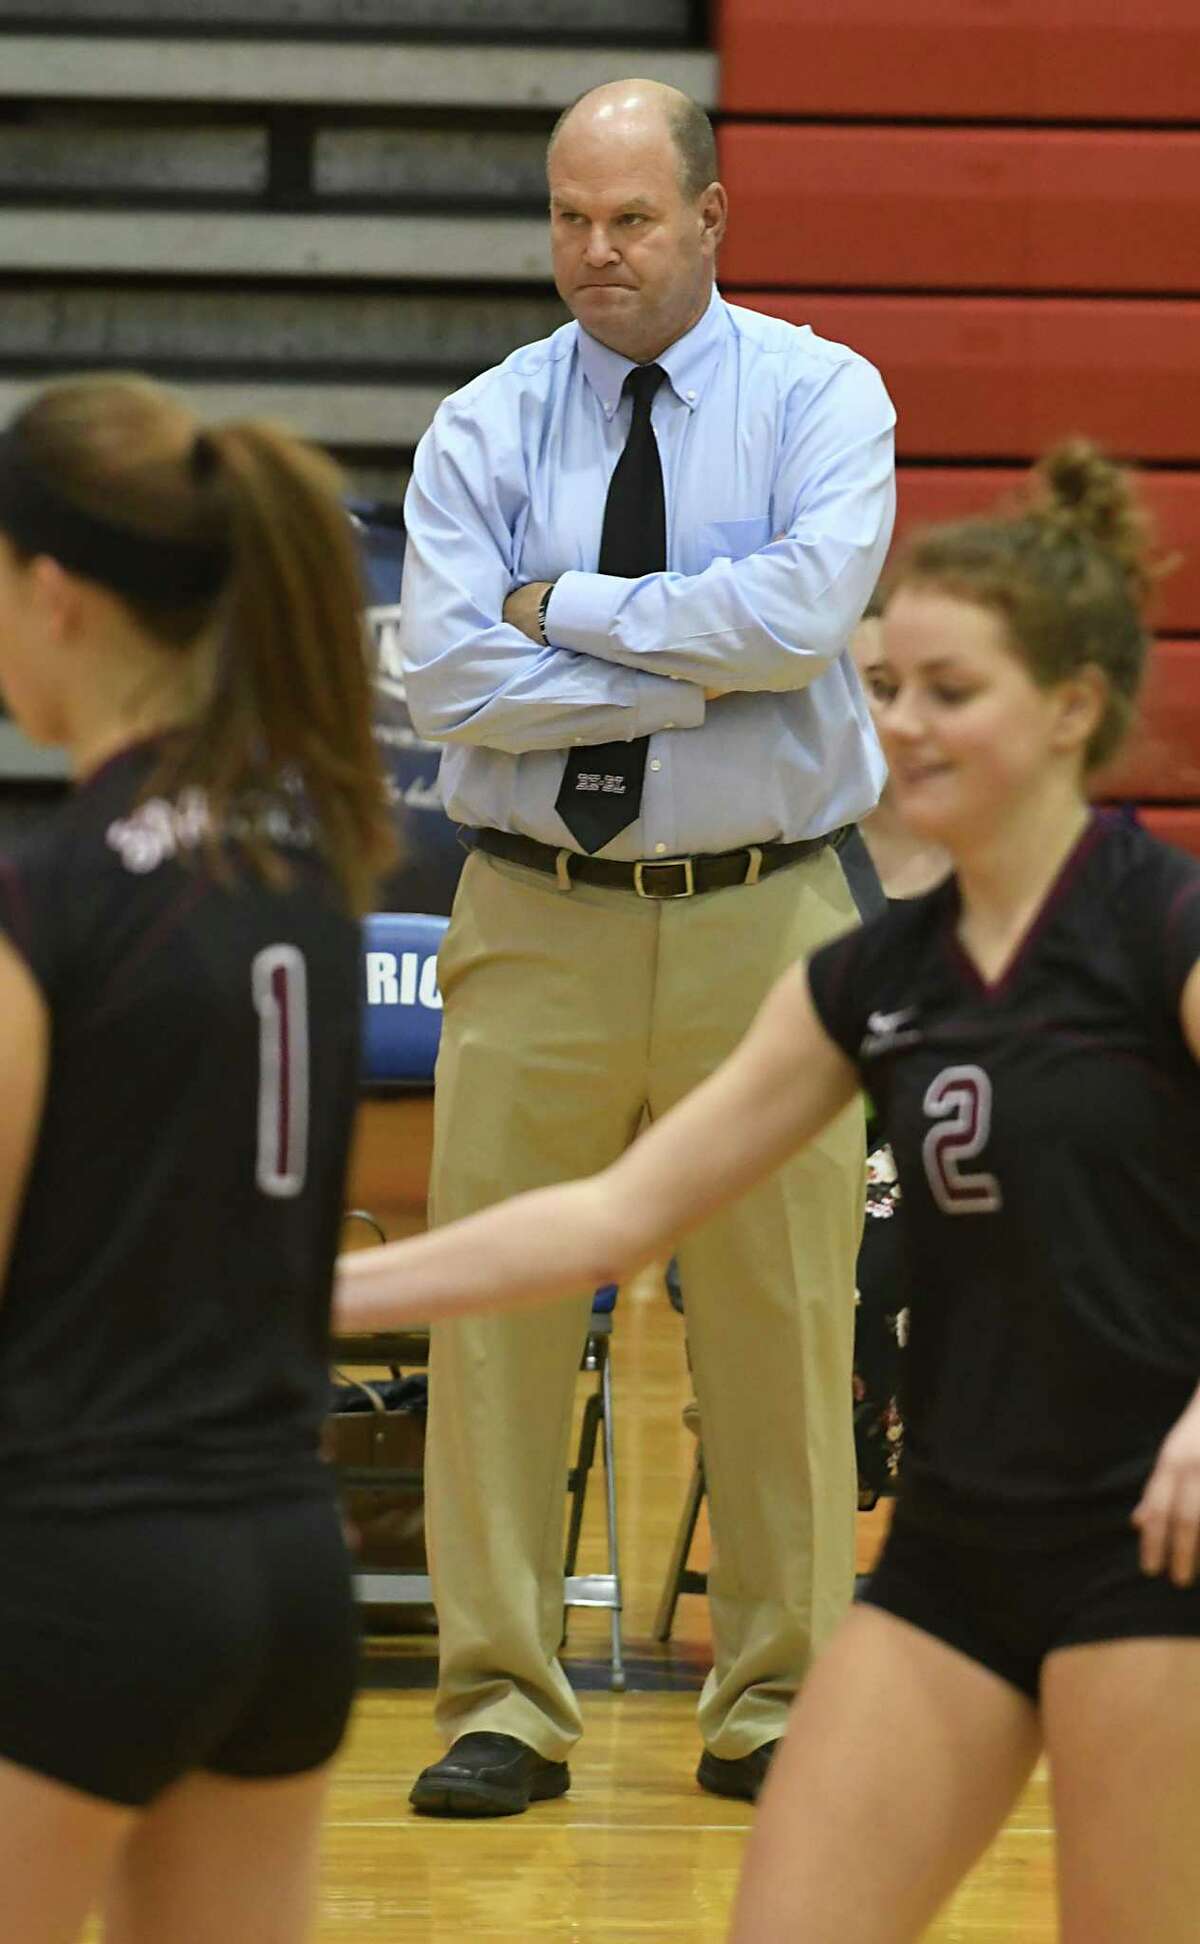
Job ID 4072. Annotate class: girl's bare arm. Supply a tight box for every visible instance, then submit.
[333,962,859,1333]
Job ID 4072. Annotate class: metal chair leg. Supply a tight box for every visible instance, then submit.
[653,1449,707,1643]
[598,1338,625,1690]
[561,1318,624,1686]
[563,1391,601,1583]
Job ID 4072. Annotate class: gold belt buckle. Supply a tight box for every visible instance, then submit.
[633,857,696,899]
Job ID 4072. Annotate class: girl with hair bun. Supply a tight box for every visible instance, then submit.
[0,374,392,1942]
[336,441,1200,1941]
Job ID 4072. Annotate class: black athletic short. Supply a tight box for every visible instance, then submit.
[861,1503,1200,1701]
[0,1493,358,1807]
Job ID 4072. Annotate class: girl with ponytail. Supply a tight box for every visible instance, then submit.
[335,443,1200,1942]
[0,373,394,907]
[0,374,393,1942]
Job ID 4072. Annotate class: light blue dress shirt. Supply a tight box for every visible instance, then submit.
[400,289,896,860]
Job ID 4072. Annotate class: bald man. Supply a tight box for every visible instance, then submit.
[400,81,896,1816]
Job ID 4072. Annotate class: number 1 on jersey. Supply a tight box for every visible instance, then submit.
[252,945,309,1198]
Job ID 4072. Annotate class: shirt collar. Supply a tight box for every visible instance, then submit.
[576,287,728,420]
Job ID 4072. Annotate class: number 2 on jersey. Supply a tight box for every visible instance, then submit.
[921,1064,1002,1215]
[252,945,309,1198]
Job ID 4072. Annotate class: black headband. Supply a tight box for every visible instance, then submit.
[0,424,231,607]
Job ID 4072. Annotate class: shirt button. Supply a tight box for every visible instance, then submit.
[664,720,676,730]
[649,759,662,771]
[687,390,696,401]
[655,843,667,855]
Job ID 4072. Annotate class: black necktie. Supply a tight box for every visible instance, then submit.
[554,362,667,853]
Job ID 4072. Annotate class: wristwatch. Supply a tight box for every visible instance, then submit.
[537,582,556,645]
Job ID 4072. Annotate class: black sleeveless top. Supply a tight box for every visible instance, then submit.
[0,744,361,1512]
[809,814,1200,1541]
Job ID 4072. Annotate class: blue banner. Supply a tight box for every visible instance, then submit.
[350,499,465,918]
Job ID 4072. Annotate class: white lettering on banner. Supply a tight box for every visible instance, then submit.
[369,605,406,685]
[400,778,444,812]
[418,957,442,1009]
[366,951,443,1011]
[366,952,399,1005]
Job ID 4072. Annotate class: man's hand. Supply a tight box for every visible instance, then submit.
[503,581,553,645]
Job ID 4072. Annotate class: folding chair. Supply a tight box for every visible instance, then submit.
[334,910,625,1688]
[562,1280,623,1686]
[653,1448,708,1644]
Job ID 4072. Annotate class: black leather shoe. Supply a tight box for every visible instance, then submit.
[409,1732,570,1818]
[696,1739,781,1803]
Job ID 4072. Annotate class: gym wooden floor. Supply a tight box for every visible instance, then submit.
[315,1272,1057,1941]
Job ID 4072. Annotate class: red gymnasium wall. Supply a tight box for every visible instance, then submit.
[715,0,1200,853]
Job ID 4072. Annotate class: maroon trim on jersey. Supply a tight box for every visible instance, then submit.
[273,960,293,1178]
[943,812,1111,1002]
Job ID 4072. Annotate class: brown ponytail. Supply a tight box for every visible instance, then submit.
[7,374,395,911]
[183,413,396,911]
[887,440,1169,772]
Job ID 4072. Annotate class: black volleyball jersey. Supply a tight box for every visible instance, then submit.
[808,814,1200,1540]
[0,743,362,1512]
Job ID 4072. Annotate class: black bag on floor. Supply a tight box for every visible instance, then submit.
[325,1373,428,1573]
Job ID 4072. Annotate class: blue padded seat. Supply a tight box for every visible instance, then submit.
[361,910,448,1088]
[359,913,621,1344]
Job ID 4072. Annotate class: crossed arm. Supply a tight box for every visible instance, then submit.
[397,429,703,756]
[399,365,895,753]
[502,579,724,698]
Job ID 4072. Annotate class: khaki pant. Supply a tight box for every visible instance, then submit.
[425,846,865,1760]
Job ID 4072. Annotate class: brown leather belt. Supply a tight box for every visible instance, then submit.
[464,826,847,900]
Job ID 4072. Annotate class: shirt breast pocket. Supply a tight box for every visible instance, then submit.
[686,516,773,570]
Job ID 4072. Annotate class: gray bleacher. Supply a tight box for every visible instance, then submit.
[0,0,697,30]
[0,0,714,780]
[0,1,716,508]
